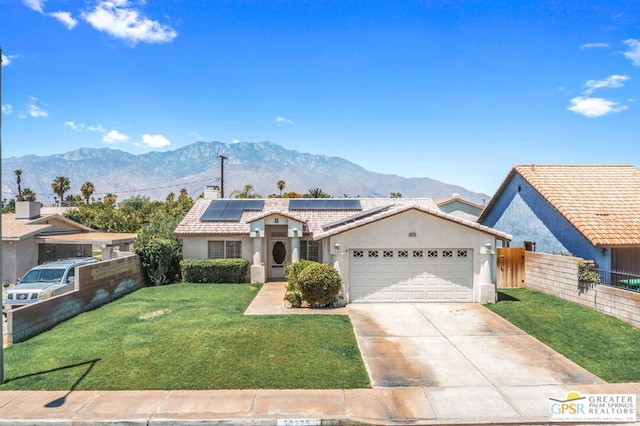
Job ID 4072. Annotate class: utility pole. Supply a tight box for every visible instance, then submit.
[1,46,5,384]
[219,154,227,198]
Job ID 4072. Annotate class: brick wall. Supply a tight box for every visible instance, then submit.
[7,254,147,344]
[525,251,640,328]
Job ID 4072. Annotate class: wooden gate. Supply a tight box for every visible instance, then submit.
[497,247,525,289]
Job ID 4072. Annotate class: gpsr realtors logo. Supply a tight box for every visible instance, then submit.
[549,391,636,422]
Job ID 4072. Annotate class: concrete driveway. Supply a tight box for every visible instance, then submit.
[348,302,604,389]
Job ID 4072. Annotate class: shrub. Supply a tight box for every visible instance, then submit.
[297,263,342,308]
[180,258,249,283]
[285,260,316,307]
[578,261,600,285]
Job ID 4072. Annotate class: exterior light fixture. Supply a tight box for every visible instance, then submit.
[334,243,340,252]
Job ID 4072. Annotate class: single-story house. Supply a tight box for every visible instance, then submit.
[174,190,511,303]
[2,201,136,284]
[477,164,640,272]
[435,193,485,221]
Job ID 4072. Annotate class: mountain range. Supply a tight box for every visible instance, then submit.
[1,141,490,206]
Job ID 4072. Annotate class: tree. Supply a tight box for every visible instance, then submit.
[230,184,262,199]
[21,188,36,201]
[277,180,286,196]
[103,193,118,206]
[133,209,183,285]
[81,181,95,204]
[14,169,23,201]
[65,194,84,206]
[51,176,71,206]
[306,188,330,198]
[390,192,402,198]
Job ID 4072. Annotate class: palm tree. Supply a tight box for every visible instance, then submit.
[80,181,95,204]
[104,193,118,206]
[21,187,36,201]
[14,169,23,201]
[51,176,71,206]
[230,184,262,199]
[277,180,286,196]
[306,188,330,198]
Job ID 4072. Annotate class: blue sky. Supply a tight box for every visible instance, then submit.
[1,0,639,195]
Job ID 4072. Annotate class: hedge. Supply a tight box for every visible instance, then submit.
[180,258,249,283]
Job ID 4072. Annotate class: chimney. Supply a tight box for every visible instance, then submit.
[15,200,41,220]
[203,186,221,200]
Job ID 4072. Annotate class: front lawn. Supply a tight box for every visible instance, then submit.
[1,284,370,390]
[486,288,640,383]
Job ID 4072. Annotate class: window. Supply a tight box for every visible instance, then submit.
[443,250,453,258]
[383,250,394,258]
[353,250,364,258]
[413,250,423,258]
[457,250,468,258]
[208,241,242,259]
[301,240,320,262]
[398,250,408,258]
[428,250,438,258]
[368,250,379,258]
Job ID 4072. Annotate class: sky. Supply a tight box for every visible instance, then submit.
[1,0,639,196]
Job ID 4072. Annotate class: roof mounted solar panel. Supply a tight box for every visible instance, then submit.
[200,199,265,221]
[289,199,362,211]
[243,199,265,210]
[322,205,393,230]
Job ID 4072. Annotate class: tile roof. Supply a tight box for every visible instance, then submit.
[487,164,640,246]
[2,213,95,241]
[174,197,511,241]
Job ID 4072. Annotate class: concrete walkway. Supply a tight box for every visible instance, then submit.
[0,283,639,425]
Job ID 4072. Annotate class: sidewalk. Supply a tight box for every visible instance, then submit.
[0,283,638,425]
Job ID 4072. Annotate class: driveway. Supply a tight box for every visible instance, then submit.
[348,303,604,388]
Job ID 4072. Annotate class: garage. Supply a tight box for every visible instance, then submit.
[349,248,473,302]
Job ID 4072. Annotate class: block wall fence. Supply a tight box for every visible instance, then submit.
[525,251,640,328]
[7,254,147,344]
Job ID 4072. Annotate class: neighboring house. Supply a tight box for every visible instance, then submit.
[174,190,511,303]
[435,193,486,221]
[478,164,640,272]
[2,201,136,284]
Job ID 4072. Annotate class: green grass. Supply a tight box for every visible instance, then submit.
[1,284,370,390]
[486,288,640,383]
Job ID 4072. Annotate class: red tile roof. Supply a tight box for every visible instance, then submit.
[494,164,640,246]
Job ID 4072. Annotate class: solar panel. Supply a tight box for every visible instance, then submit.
[243,200,265,210]
[200,199,266,221]
[289,199,362,210]
[322,205,392,230]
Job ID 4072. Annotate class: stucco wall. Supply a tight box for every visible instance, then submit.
[481,174,611,268]
[2,239,40,284]
[6,254,146,344]
[525,251,640,328]
[330,210,497,303]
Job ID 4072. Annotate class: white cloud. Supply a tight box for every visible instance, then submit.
[1,53,18,66]
[276,116,293,125]
[22,0,45,13]
[580,42,609,50]
[49,11,78,29]
[137,134,171,148]
[567,96,627,117]
[26,96,48,118]
[584,74,629,94]
[622,39,640,66]
[1,104,13,115]
[64,121,83,131]
[103,129,130,144]
[82,0,178,46]
[87,124,106,132]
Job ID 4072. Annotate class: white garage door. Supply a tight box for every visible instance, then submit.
[349,249,473,302]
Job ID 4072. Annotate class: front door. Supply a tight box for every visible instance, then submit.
[269,239,288,280]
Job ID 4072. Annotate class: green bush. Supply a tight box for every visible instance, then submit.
[180,258,249,283]
[297,263,342,308]
[285,260,315,291]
